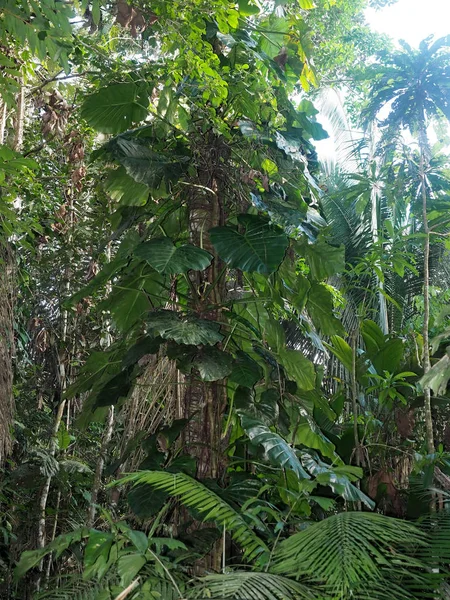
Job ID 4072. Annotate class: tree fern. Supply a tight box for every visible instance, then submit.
[271,512,428,596]
[187,572,320,599]
[117,471,269,560]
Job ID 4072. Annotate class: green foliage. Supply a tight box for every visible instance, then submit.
[117,471,269,560]
[210,215,289,275]
[81,83,150,134]
[272,512,427,596]
[188,572,318,599]
[135,238,213,274]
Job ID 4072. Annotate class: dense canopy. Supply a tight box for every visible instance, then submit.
[1,1,450,599]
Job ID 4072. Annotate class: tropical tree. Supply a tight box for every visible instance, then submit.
[363,35,450,454]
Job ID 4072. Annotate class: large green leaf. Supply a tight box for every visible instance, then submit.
[117,553,146,587]
[240,415,310,479]
[360,320,385,357]
[81,83,149,134]
[306,283,345,336]
[298,238,345,280]
[135,238,212,274]
[292,421,336,461]
[277,349,315,391]
[96,366,134,407]
[104,166,150,206]
[104,137,188,190]
[420,350,450,395]
[148,310,223,345]
[301,453,373,509]
[107,281,152,332]
[167,344,233,381]
[229,351,264,387]
[235,386,279,425]
[210,214,288,274]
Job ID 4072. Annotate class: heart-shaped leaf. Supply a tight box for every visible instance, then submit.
[210,214,288,274]
[135,238,212,274]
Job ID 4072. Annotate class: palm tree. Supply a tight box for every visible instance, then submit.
[363,35,450,454]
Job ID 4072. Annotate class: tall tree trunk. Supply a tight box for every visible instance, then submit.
[0,240,14,464]
[0,82,25,466]
[418,117,435,455]
[184,137,227,481]
[36,192,74,587]
[181,137,228,571]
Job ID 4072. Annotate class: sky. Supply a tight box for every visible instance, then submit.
[315,0,450,162]
[365,0,450,47]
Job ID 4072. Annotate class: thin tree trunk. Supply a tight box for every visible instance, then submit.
[0,82,25,466]
[87,406,115,527]
[12,81,25,152]
[87,229,114,527]
[0,101,7,145]
[0,241,14,464]
[418,118,435,455]
[351,331,362,511]
[36,192,74,587]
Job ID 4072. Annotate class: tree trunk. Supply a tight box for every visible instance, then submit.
[181,137,229,571]
[0,240,14,464]
[0,82,26,466]
[87,406,115,527]
[184,137,228,481]
[418,117,435,455]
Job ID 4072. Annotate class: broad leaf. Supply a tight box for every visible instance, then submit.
[117,553,146,587]
[240,415,310,479]
[81,83,149,134]
[135,238,212,274]
[420,350,450,395]
[167,345,233,381]
[210,214,288,274]
[104,166,150,206]
[307,283,345,336]
[229,351,264,387]
[96,366,134,407]
[277,348,315,391]
[298,238,345,280]
[148,310,223,345]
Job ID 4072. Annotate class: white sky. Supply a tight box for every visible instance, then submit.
[315,0,450,163]
[365,0,450,47]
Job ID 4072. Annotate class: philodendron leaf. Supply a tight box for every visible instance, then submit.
[240,415,310,479]
[167,345,233,381]
[306,283,345,337]
[229,351,263,387]
[420,349,450,395]
[148,310,223,345]
[210,214,288,274]
[81,83,149,134]
[277,348,315,390]
[135,238,212,274]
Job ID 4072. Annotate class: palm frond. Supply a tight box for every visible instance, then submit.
[187,572,321,599]
[116,471,268,560]
[271,512,428,595]
[34,576,113,599]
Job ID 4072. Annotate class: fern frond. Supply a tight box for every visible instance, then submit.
[187,572,321,599]
[116,471,268,560]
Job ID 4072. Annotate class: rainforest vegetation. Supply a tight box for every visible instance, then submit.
[2,0,450,598]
